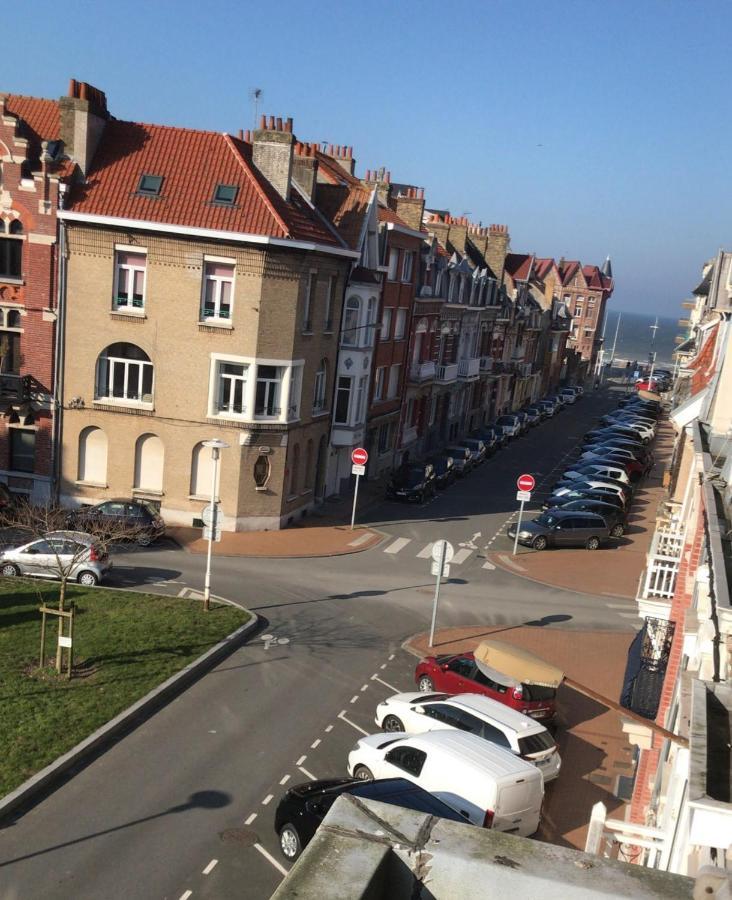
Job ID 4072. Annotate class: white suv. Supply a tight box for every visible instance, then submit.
[374,692,561,781]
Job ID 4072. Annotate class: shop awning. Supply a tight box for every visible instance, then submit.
[670,387,708,429]
[474,640,564,688]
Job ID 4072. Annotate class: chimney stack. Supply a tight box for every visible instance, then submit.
[393,185,426,232]
[59,79,109,177]
[322,142,356,176]
[485,224,510,280]
[292,141,319,202]
[251,114,295,201]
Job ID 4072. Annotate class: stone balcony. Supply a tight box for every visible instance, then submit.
[479,356,494,373]
[435,363,459,384]
[408,360,436,384]
[457,357,480,380]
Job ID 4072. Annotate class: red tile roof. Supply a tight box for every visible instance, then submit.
[559,260,582,286]
[68,120,340,245]
[582,264,613,293]
[533,257,556,280]
[504,253,533,280]
[690,322,719,395]
[4,94,60,141]
[377,205,410,228]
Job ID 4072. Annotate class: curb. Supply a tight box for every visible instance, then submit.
[168,527,386,560]
[0,610,260,823]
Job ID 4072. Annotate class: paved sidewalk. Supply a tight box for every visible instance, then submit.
[168,524,383,558]
[488,416,676,600]
[404,625,636,851]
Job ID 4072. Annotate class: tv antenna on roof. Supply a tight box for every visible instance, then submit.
[249,88,263,128]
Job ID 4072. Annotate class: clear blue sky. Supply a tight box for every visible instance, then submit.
[6,0,731,316]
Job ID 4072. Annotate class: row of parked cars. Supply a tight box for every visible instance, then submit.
[386,385,584,503]
[508,392,662,551]
[274,641,561,860]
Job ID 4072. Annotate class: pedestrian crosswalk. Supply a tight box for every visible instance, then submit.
[382,536,481,566]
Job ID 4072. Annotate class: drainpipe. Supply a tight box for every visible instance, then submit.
[51,184,69,504]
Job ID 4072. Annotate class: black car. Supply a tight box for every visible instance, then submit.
[274,777,467,861]
[470,428,497,455]
[507,508,613,551]
[386,464,436,502]
[67,498,165,546]
[522,406,542,426]
[543,487,626,511]
[427,454,455,488]
[583,427,647,448]
[555,499,627,537]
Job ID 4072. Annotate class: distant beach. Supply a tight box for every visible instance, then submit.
[601,310,679,368]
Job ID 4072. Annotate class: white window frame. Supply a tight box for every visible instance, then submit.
[394,308,407,341]
[208,354,303,424]
[355,375,368,423]
[381,307,393,341]
[342,297,361,347]
[334,375,353,425]
[113,245,147,313]
[216,361,249,416]
[373,366,386,401]
[387,248,400,281]
[201,257,235,323]
[313,360,328,413]
[95,346,154,408]
[401,251,414,283]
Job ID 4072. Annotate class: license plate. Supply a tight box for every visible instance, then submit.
[396,491,407,496]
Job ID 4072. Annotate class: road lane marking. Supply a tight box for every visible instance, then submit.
[380,663,387,669]
[254,843,289,877]
[279,774,290,785]
[384,537,411,554]
[482,561,496,570]
[371,674,400,693]
[450,548,473,565]
[202,859,218,875]
[360,684,369,691]
[296,755,307,765]
[338,711,369,735]
[311,738,321,749]
[179,892,193,900]
[262,794,273,805]
[416,542,434,558]
[177,588,188,597]
[325,724,333,732]
[245,813,257,825]
[350,695,359,703]
[389,654,395,660]
[348,532,373,547]
[298,765,317,780]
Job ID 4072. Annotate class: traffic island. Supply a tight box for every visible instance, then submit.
[403,625,637,851]
[0,578,254,815]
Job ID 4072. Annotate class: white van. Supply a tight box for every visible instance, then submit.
[347,730,543,837]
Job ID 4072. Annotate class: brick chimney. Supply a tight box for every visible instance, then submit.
[59,79,109,177]
[323,144,356,176]
[363,167,391,207]
[485,224,510,280]
[393,187,425,232]
[292,141,319,202]
[251,115,294,201]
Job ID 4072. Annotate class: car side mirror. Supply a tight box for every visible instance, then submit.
[441,663,450,671]
[414,705,424,714]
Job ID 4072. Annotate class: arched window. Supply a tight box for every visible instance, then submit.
[304,439,314,490]
[77,426,108,484]
[313,358,327,413]
[6,310,21,329]
[95,342,153,403]
[289,444,300,497]
[133,433,164,493]
[342,297,360,346]
[190,441,221,498]
[9,220,23,235]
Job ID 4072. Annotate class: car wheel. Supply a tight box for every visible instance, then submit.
[610,523,625,538]
[1,563,19,577]
[532,535,548,551]
[586,536,601,550]
[382,714,404,732]
[77,570,99,586]
[353,765,373,781]
[279,823,302,861]
[417,675,434,692]
[137,532,153,547]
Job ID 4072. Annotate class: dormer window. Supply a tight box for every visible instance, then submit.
[137,174,163,196]
[213,184,238,205]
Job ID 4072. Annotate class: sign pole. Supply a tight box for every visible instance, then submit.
[513,498,526,556]
[429,540,448,648]
[350,472,360,530]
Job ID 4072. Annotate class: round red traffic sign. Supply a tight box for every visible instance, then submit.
[352,447,368,466]
[517,473,535,492]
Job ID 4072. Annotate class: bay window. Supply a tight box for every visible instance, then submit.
[255,365,282,417]
[342,297,360,346]
[217,362,248,414]
[334,376,352,424]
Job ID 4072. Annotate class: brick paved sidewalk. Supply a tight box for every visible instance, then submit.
[487,417,676,600]
[404,625,636,851]
[168,524,383,558]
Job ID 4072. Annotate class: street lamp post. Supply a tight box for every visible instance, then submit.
[202,439,229,611]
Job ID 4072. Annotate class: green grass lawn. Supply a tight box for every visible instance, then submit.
[0,578,250,797]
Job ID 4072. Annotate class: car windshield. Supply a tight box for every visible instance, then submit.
[518,731,556,755]
[431,459,447,473]
[521,683,557,702]
[403,469,424,487]
[496,416,515,425]
[535,513,557,527]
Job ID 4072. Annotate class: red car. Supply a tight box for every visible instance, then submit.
[414,652,557,721]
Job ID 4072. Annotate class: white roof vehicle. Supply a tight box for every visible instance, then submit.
[347,730,544,837]
[374,692,561,781]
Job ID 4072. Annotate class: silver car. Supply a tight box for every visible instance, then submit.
[0,530,111,586]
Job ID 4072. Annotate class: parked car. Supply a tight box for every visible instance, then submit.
[374,692,561,781]
[554,499,627,537]
[484,424,508,448]
[471,428,497,455]
[495,414,521,439]
[554,473,632,502]
[522,406,542,426]
[600,417,655,442]
[546,394,565,409]
[347,730,544,836]
[560,463,630,485]
[444,445,473,476]
[427,454,455,489]
[584,426,651,447]
[274,777,467,861]
[536,399,556,417]
[67,498,165,546]
[543,487,626,511]
[0,530,111,585]
[551,478,629,504]
[386,464,436,503]
[414,653,557,720]
[457,438,487,466]
[558,388,577,405]
[580,450,645,481]
[513,411,530,434]
[507,508,613,551]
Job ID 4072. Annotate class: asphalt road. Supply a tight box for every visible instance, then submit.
[0,385,639,900]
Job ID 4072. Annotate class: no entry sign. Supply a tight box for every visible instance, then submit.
[516,473,535,492]
[352,447,368,466]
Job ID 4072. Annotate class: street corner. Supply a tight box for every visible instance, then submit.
[166,524,385,559]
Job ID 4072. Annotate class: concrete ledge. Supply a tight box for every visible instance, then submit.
[0,611,259,823]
